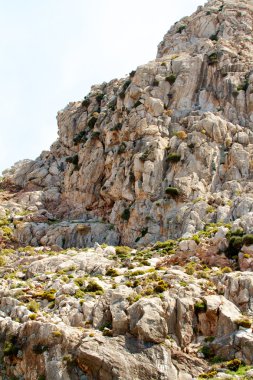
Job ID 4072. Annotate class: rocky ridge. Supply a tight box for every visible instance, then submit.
[2,0,253,379]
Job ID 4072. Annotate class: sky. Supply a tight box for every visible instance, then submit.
[0,0,206,174]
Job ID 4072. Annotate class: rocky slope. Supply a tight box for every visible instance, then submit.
[2,0,253,379]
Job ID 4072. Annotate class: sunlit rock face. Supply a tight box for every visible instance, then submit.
[4,0,253,248]
[3,1,253,379]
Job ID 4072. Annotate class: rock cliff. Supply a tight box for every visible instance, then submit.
[2,0,253,379]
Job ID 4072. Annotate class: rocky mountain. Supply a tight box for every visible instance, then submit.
[1,0,253,379]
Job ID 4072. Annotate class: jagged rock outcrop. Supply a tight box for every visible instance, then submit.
[3,0,253,248]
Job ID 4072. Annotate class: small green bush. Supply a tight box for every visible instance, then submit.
[165,74,177,85]
[82,97,90,108]
[165,187,180,197]
[243,234,253,246]
[74,289,85,299]
[115,246,132,256]
[127,269,145,277]
[208,52,218,65]
[210,32,218,41]
[154,280,169,293]
[235,317,252,328]
[227,235,243,258]
[194,300,207,313]
[0,256,6,266]
[96,93,104,103]
[121,208,130,221]
[85,280,104,294]
[3,338,19,356]
[29,313,37,320]
[167,153,181,162]
[198,370,217,379]
[177,25,186,34]
[91,131,100,139]
[200,345,214,359]
[111,123,122,131]
[87,115,98,129]
[32,344,48,354]
[73,130,86,145]
[106,268,119,277]
[118,142,126,154]
[119,80,131,99]
[66,154,79,166]
[27,300,40,313]
[226,358,242,371]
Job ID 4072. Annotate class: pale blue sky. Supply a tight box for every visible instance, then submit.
[0,0,205,174]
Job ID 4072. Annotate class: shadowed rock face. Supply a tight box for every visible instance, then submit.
[3,0,253,248]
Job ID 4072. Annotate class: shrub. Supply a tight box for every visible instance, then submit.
[85,280,104,294]
[221,266,232,273]
[66,154,79,166]
[199,371,217,379]
[96,93,104,103]
[3,338,19,356]
[177,25,186,34]
[36,289,56,302]
[210,32,218,41]
[176,131,187,140]
[115,246,132,256]
[74,277,86,287]
[152,79,159,86]
[208,52,218,65]
[152,240,175,250]
[165,74,177,85]
[235,317,252,328]
[29,313,37,320]
[73,130,86,145]
[121,208,130,221]
[27,300,40,313]
[91,131,100,139]
[192,235,200,245]
[0,256,6,266]
[200,345,214,359]
[237,79,249,92]
[106,268,119,277]
[32,344,48,354]
[118,142,126,154]
[154,280,169,293]
[165,187,180,197]
[227,235,243,258]
[74,289,85,299]
[127,270,145,277]
[102,328,113,337]
[119,80,131,99]
[226,358,242,371]
[87,115,98,129]
[167,153,181,162]
[243,234,253,246]
[194,300,207,313]
[129,70,136,78]
[111,123,122,131]
[82,97,90,108]
[52,330,62,337]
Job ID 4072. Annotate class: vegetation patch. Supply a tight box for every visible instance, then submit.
[121,208,130,221]
[167,153,181,162]
[165,187,180,197]
[165,74,177,85]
